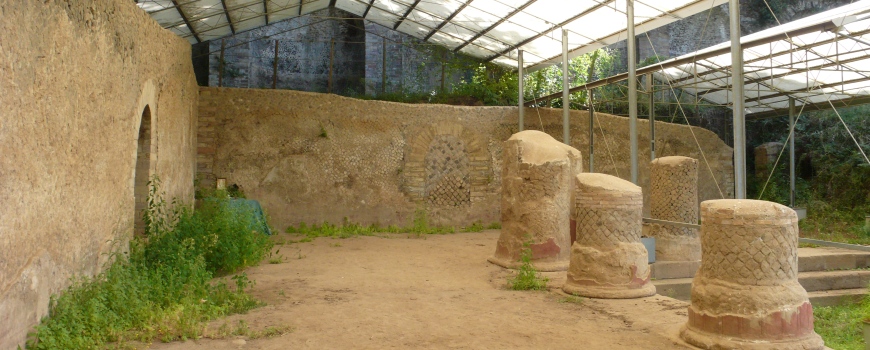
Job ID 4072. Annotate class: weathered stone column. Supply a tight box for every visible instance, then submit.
[681,200,824,349]
[489,130,582,271]
[562,173,655,298]
[648,156,700,261]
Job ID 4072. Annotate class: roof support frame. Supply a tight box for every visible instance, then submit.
[220,0,236,35]
[178,1,313,39]
[344,0,505,57]
[423,0,473,41]
[484,0,614,62]
[452,0,538,53]
[162,0,286,31]
[527,19,842,105]
[362,0,375,17]
[170,0,201,43]
[393,0,421,30]
[264,0,270,25]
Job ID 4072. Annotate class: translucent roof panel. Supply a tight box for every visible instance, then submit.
[139,0,721,68]
[644,0,870,118]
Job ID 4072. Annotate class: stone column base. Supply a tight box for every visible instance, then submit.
[562,278,656,299]
[680,302,824,350]
[561,243,656,299]
[681,325,824,350]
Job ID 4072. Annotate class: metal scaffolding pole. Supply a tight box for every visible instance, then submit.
[589,89,595,172]
[647,73,655,161]
[730,0,747,199]
[272,40,279,89]
[789,97,796,207]
[218,39,226,87]
[518,50,524,132]
[562,29,570,145]
[627,0,638,184]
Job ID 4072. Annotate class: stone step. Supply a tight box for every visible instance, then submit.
[807,288,867,307]
[798,247,870,272]
[800,270,870,292]
[652,270,870,305]
[650,247,870,280]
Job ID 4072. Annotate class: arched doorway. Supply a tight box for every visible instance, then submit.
[134,106,152,236]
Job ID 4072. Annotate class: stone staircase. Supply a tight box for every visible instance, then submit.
[651,246,870,307]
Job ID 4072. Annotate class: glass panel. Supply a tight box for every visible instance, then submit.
[336,0,368,16]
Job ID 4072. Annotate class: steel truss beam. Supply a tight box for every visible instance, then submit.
[171,0,202,42]
[484,1,613,62]
[393,0,421,30]
[452,0,538,53]
[423,0,473,41]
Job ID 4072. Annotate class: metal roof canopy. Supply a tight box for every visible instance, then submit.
[530,0,870,120]
[137,0,724,68]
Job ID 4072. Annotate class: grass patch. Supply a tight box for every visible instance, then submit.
[27,178,272,349]
[486,222,502,230]
[508,239,549,291]
[464,221,485,232]
[800,203,870,245]
[814,303,866,350]
[284,210,456,239]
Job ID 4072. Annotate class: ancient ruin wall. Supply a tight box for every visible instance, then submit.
[198,88,733,230]
[0,1,199,347]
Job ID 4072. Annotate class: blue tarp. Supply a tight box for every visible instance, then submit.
[228,199,272,236]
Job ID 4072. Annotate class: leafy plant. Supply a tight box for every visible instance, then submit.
[508,239,549,291]
[27,177,271,349]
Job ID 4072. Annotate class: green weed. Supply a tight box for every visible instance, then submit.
[508,239,549,291]
[283,211,456,239]
[268,249,283,264]
[559,295,585,305]
[486,222,502,230]
[26,177,271,349]
[464,221,485,232]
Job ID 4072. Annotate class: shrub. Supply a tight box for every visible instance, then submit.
[27,177,271,349]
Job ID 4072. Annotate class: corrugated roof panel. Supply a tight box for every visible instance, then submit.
[396,19,431,39]
[141,0,724,68]
[415,0,462,19]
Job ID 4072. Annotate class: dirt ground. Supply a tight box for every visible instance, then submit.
[147,230,697,350]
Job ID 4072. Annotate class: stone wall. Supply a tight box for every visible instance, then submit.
[0,0,199,347]
[198,88,733,231]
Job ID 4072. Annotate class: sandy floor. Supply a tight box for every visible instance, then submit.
[147,230,697,350]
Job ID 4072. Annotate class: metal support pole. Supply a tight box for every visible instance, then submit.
[730,0,747,199]
[382,41,387,94]
[218,39,226,87]
[329,38,335,93]
[562,29,570,145]
[589,89,594,172]
[518,49,525,132]
[272,40,279,89]
[647,73,655,161]
[440,62,446,92]
[627,0,638,184]
[789,98,796,207]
